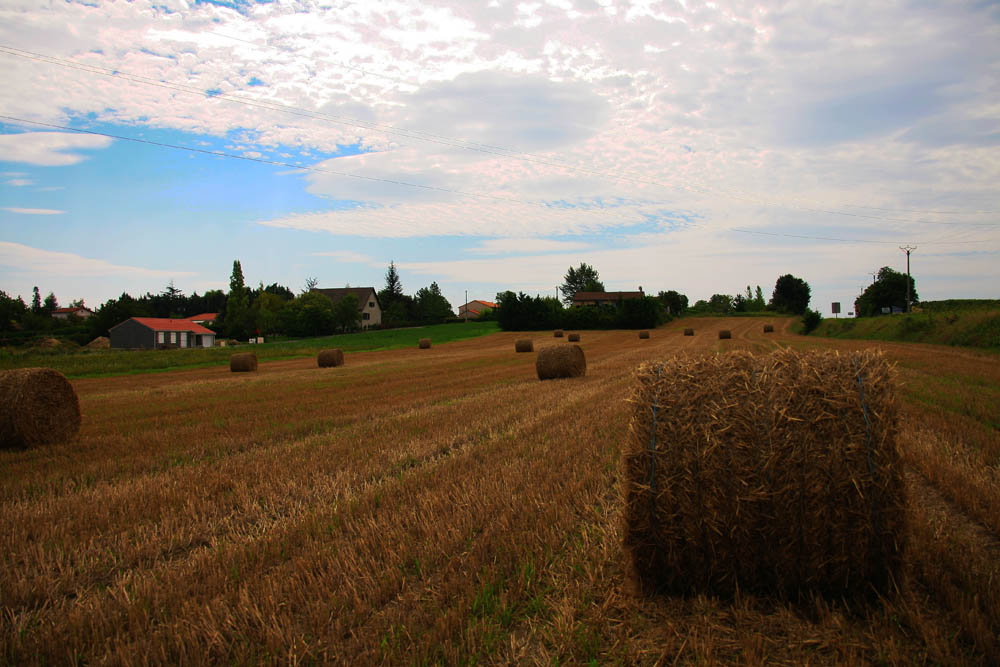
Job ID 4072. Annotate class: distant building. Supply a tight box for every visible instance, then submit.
[109,317,216,349]
[458,300,496,319]
[51,306,94,320]
[311,287,382,329]
[187,313,218,325]
[572,290,644,307]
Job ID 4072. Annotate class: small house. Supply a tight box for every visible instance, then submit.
[458,300,496,319]
[312,287,382,329]
[572,290,644,307]
[51,306,94,320]
[187,313,218,325]
[109,317,216,349]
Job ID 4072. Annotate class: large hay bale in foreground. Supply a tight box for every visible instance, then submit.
[567,333,581,342]
[624,348,905,599]
[536,345,586,380]
[514,339,534,353]
[317,349,345,367]
[718,330,732,339]
[764,324,775,333]
[418,338,431,349]
[683,328,694,336]
[0,368,81,450]
[639,331,650,339]
[553,330,564,338]
[230,353,258,373]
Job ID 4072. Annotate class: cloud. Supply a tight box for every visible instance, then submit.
[0,132,113,166]
[311,250,377,264]
[0,242,195,278]
[4,178,33,186]
[468,238,592,254]
[2,206,64,214]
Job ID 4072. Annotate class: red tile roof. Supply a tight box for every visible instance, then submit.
[473,300,497,309]
[129,318,215,334]
[52,306,91,314]
[187,313,218,321]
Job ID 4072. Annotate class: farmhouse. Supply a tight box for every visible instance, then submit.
[312,287,382,329]
[572,290,644,307]
[51,306,94,320]
[458,300,496,319]
[109,317,216,349]
[187,312,218,325]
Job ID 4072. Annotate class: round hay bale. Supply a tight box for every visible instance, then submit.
[0,368,81,450]
[553,330,564,338]
[230,352,258,373]
[639,331,650,339]
[624,348,905,599]
[317,349,345,367]
[683,328,694,336]
[718,330,732,339]
[764,324,775,333]
[536,345,586,380]
[35,337,64,349]
[514,339,534,353]
[567,333,581,342]
[418,338,432,349]
[86,336,110,349]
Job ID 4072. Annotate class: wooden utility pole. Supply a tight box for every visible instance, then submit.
[899,246,916,313]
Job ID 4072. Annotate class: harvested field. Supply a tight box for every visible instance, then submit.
[2,317,998,664]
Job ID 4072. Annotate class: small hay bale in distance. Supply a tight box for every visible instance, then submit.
[0,368,81,450]
[683,328,694,336]
[418,338,432,349]
[639,331,650,339]
[718,330,732,339]
[553,330,564,338]
[317,349,345,367]
[623,348,905,600]
[764,324,775,333]
[567,333,581,342]
[514,339,534,353]
[536,344,586,380]
[230,352,258,373]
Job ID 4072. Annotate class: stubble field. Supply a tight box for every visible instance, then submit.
[2,317,998,664]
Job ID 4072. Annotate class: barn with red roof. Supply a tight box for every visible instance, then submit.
[109,317,216,350]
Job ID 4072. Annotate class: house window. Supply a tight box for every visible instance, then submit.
[157,332,165,344]
[170,332,177,344]
[369,301,374,307]
[362,312,370,320]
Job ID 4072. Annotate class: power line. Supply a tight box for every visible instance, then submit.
[3,43,998,227]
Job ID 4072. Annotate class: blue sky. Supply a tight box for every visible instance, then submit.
[2,0,998,315]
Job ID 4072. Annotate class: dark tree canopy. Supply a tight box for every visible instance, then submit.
[657,290,688,315]
[380,261,404,304]
[855,266,918,316]
[559,263,605,305]
[769,274,811,315]
[414,282,453,324]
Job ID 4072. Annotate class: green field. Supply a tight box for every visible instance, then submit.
[0,321,500,379]
[813,300,1000,349]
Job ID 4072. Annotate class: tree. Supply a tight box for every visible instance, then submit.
[769,274,811,315]
[303,276,319,294]
[855,267,918,317]
[708,293,733,314]
[222,260,251,338]
[0,291,28,331]
[378,261,405,308]
[414,282,453,324]
[42,292,58,314]
[332,293,361,332]
[31,286,42,314]
[559,263,604,305]
[753,285,766,311]
[657,290,688,315]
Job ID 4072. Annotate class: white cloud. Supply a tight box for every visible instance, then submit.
[4,178,33,186]
[0,242,195,278]
[468,238,592,254]
[311,250,377,264]
[2,206,64,214]
[0,132,113,166]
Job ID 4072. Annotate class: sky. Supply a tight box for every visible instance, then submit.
[1,0,998,317]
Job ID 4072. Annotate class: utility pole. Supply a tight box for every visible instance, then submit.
[899,245,916,313]
[464,289,468,322]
